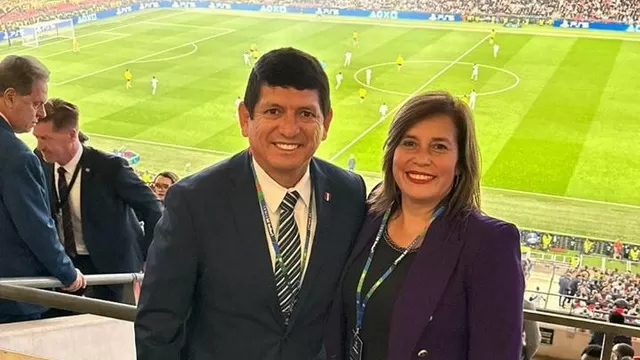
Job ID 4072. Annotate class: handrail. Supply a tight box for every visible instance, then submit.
[1,281,640,359]
[0,273,144,289]
[0,284,136,322]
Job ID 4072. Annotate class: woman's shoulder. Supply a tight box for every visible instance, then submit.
[463,211,518,235]
[458,211,520,247]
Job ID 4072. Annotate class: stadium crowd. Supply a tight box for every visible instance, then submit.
[0,0,639,33]
[560,266,640,326]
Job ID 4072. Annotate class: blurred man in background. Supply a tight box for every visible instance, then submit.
[33,98,161,304]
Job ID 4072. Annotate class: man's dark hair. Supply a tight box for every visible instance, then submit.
[613,343,635,358]
[609,311,626,324]
[243,47,330,118]
[41,98,79,131]
[0,55,50,96]
[582,344,602,357]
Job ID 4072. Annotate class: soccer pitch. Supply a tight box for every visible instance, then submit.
[8,8,640,240]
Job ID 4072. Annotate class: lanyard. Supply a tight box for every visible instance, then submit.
[354,206,444,332]
[250,160,313,304]
[54,163,81,214]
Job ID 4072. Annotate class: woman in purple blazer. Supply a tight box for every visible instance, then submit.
[325,91,524,360]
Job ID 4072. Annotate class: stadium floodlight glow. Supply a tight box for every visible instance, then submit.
[21,19,75,48]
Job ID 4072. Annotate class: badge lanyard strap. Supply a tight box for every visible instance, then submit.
[354,206,444,333]
[250,160,313,301]
[54,163,82,214]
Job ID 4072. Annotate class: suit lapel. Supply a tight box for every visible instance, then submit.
[388,216,465,358]
[228,150,283,323]
[42,161,56,216]
[287,158,332,328]
[79,146,91,231]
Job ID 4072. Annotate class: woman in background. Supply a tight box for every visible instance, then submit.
[325,91,524,360]
[151,171,179,204]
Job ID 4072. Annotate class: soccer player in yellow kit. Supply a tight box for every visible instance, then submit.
[396,55,404,72]
[358,87,367,103]
[124,69,132,89]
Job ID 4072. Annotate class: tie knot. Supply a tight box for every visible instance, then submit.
[280,191,300,212]
[57,167,66,176]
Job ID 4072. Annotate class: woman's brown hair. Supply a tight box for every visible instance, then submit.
[368,91,481,220]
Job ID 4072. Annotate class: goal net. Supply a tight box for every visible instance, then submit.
[21,19,75,48]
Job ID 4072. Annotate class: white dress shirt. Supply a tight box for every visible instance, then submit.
[253,158,317,279]
[54,146,88,255]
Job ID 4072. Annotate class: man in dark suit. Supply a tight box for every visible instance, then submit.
[32,98,162,303]
[0,55,86,323]
[135,47,367,360]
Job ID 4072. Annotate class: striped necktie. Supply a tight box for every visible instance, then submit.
[275,190,301,319]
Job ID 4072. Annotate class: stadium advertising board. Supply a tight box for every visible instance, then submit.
[0,0,463,41]
[2,1,633,42]
[553,18,637,32]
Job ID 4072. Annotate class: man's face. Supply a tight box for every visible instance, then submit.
[33,121,76,164]
[239,85,332,182]
[2,80,47,133]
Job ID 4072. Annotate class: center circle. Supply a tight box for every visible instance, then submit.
[352,60,520,97]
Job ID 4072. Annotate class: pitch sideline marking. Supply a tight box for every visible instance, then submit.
[352,60,521,97]
[328,35,490,162]
[50,29,235,86]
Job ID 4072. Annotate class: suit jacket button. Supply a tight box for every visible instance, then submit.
[418,349,428,357]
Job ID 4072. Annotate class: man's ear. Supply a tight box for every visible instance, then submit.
[321,108,333,141]
[238,102,251,138]
[3,88,16,109]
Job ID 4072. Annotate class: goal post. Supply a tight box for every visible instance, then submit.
[21,18,75,48]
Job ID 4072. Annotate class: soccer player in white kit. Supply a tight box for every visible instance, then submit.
[335,72,344,89]
[344,51,352,67]
[469,89,477,110]
[243,51,251,66]
[365,68,372,85]
[379,102,388,119]
[151,76,158,95]
[493,43,500,58]
[471,63,479,81]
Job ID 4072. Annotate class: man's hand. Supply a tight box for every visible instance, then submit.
[62,269,87,292]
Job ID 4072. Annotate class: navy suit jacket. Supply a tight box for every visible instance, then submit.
[39,146,162,274]
[135,150,367,360]
[325,210,525,360]
[0,118,76,318]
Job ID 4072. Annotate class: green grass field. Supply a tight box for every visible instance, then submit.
[8,8,640,240]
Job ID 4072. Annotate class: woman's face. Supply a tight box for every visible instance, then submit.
[392,115,458,209]
[152,175,174,201]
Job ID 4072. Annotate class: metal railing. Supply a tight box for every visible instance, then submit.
[0,274,142,322]
[2,274,640,360]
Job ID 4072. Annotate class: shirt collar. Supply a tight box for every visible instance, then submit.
[252,157,312,213]
[0,111,12,133]
[55,145,84,175]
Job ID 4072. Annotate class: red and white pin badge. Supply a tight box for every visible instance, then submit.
[324,192,331,202]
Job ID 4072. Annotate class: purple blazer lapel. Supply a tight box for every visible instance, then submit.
[388,216,466,358]
[344,212,383,271]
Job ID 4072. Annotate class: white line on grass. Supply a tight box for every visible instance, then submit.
[41,34,131,59]
[134,43,198,64]
[51,29,235,86]
[328,35,490,162]
[85,132,234,156]
[356,170,640,209]
[142,21,235,31]
[0,10,186,55]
